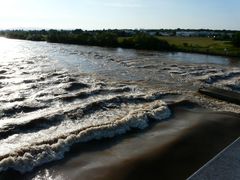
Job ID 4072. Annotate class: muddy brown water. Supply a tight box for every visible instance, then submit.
[0,37,240,180]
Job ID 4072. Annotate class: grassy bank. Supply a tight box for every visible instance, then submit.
[158,36,240,57]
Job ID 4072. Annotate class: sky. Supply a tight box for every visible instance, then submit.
[0,0,239,30]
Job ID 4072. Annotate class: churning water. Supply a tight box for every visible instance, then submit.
[0,37,240,175]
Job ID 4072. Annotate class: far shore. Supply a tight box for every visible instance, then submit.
[1,35,240,58]
[1,29,240,58]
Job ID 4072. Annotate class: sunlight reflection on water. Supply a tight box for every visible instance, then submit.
[0,37,25,63]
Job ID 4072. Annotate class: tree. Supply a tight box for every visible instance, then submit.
[232,32,240,47]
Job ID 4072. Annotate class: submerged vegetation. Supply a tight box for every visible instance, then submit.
[0,29,240,56]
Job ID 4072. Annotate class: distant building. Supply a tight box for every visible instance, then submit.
[159,32,172,36]
[176,31,198,37]
[122,30,136,35]
[148,32,157,36]
[176,30,234,38]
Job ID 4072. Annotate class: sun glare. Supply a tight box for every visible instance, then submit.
[0,0,18,17]
[0,37,23,63]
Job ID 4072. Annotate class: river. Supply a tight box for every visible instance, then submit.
[0,37,240,180]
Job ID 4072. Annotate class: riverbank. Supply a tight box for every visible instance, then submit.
[1,30,240,58]
[159,36,240,57]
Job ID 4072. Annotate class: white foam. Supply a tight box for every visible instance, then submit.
[0,100,171,173]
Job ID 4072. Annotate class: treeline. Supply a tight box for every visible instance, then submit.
[1,29,239,50]
[0,30,47,41]
[0,29,173,51]
[46,30,119,47]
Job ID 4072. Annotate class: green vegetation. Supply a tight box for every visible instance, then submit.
[46,30,119,47]
[232,32,240,47]
[0,30,172,51]
[119,34,171,50]
[158,36,240,57]
[0,30,47,41]
[0,29,240,57]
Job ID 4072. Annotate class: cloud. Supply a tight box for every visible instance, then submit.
[103,2,143,8]
[84,0,144,8]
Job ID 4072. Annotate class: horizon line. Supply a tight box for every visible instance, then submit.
[0,28,239,31]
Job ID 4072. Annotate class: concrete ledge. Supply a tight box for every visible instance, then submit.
[188,137,240,180]
[199,86,240,105]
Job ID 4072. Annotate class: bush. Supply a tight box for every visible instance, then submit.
[120,33,171,50]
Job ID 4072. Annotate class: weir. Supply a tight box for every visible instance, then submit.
[199,86,240,105]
